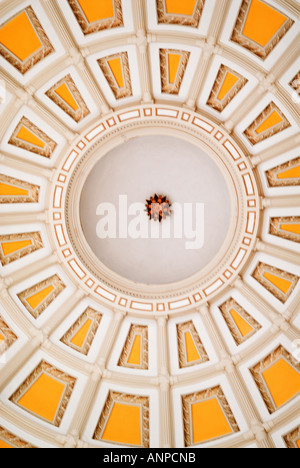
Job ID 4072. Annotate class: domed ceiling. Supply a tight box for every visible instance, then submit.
[0,0,299,449]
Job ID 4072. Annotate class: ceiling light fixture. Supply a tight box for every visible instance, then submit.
[145,194,172,222]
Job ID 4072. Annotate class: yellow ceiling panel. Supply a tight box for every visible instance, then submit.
[278,165,300,180]
[16,126,46,149]
[0,439,13,448]
[168,53,182,84]
[25,285,55,310]
[54,83,79,111]
[191,398,232,444]
[102,402,142,446]
[77,0,114,23]
[229,309,254,338]
[262,358,300,408]
[263,272,292,295]
[280,224,300,235]
[1,239,32,257]
[217,72,239,100]
[165,0,197,16]
[255,110,283,134]
[242,0,287,47]
[107,57,124,88]
[0,11,41,62]
[70,318,93,348]
[0,182,29,197]
[17,373,65,423]
[184,331,201,363]
[127,335,142,366]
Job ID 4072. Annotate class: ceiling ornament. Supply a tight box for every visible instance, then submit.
[231,0,294,60]
[206,64,248,112]
[156,0,206,28]
[57,104,259,311]
[66,0,124,35]
[145,194,172,222]
[45,74,90,123]
[0,6,54,75]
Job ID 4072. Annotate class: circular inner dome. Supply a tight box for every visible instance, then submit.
[79,135,232,285]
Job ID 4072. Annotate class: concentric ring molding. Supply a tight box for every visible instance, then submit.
[50,104,260,314]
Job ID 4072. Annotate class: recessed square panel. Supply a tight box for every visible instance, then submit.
[231,0,294,60]
[67,0,123,35]
[156,0,206,28]
[9,360,76,426]
[181,385,239,446]
[0,7,54,74]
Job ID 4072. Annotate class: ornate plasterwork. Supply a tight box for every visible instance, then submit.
[118,324,149,370]
[231,0,294,60]
[60,307,102,355]
[269,217,300,244]
[93,391,150,447]
[265,156,300,187]
[0,425,35,448]
[289,71,300,96]
[67,0,124,35]
[0,173,40,204]
[159,49,190,95]
[250,346,300,414]
[9,360,77,426]
[0,6,54,75]
[45,74,90,123]
[219,298,261,346]
[53,104,260,313]
[206,64,248,112]
[17,274,66,319]
[283,425,300,449]
[181,386,240,446]
[0,315,18,355]
[243,102,291,146]
[0,231,43,267]
[8,116,57,158]
[98,52,132,100]
[156,0,206,28]
[252,262,299,304]
[176,321,209,368]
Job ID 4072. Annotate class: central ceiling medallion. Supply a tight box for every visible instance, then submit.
[145,194,172,222]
